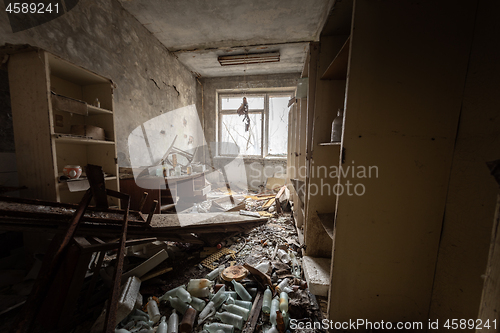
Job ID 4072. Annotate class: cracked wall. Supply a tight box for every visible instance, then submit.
[0,0,197,168]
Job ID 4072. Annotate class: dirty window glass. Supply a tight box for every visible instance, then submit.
[268,96,289,155]
[218,92,292,157]
[220,113,262,155]
[221,96,264,110]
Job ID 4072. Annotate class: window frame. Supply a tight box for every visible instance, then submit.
[217,90,294,158]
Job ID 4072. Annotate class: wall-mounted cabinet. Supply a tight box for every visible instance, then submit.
[7,48,119,206]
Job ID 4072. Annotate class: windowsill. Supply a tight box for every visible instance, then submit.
[214,155,287,162]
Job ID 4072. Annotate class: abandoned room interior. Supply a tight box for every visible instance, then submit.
[0,0,499,332]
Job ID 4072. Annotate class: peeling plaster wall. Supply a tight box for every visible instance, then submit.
[0,0,197,168]
[197,73,299,189]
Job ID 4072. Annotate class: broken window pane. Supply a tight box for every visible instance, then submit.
[221,96,264,110]
[268,96,289,155]
[220,113,262,155]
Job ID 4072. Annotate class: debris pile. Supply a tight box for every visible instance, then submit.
[88,213,323,333]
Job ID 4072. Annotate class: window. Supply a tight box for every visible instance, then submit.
[218,91,293,157]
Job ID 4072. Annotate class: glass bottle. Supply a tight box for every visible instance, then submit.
[289,251,301,278]
[222,303,250,320]
[203,322,234,333]
[279,291,289,314]
[175,286,192,303]
[215,311,244,330]
[276,278,289,294]
[189,296,206,312]
[179,306,196,333]
[277,249,291,264]
[187,279,214,298]
[276,311,286,332]
[157,316,168,333]
[167,309,179,333]
[255,261,270,274]
[211,285,227,309]
[231,279,252,301]
[262,286,272,315]
[159,285,186,302]
[224,291,238,300]
[270,297,279,326]
[168,296,189,315]
[331,108,344,142]
[232,299,252,311]
[147,297,161,324]
[206,266,224,280]
[283,310,290,329]
[198,300,216,324]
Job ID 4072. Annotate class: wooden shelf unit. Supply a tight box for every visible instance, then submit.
[7,48,119,206]
[292,0,490,325]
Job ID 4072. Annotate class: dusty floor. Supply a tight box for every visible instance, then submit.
[0,211,327,332]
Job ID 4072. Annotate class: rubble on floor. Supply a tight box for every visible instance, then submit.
[0,186,324,332]
[82,212,324,333]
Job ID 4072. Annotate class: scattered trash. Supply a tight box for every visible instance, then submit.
[4,188,321,333]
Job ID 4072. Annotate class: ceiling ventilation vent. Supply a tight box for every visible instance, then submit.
[218,52,280,66]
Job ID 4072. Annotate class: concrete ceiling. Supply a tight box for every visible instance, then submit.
[118,0,334,77]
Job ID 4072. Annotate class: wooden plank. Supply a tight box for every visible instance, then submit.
[8,50,58,202]
[104,195,129,333]
[301,46,310,78]
[318,213,335,240]
[13,189,92,333]
[242,291,263,333]
[120,177,161,214]
[321,37,350,80]
[262,197,275,209]
[0,296,26,316]
[298,97,307,184]
[303,42,319,228]
[150,212,267,229]
[87,164,109,209]
[0,196,144,223]
[476,195,500,331]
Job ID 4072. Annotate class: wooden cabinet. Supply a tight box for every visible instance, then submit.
[120,171,210,213]
[293,0,482,325]
[7,48,119,206]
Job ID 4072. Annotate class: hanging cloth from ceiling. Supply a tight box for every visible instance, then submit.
[236,97,250,131]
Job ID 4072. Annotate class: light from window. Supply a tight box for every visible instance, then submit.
[218,92,292,157]
[220,113,262,155]
[268,96,290,155]
[221,96,264,110]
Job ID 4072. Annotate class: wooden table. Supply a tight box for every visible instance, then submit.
[120,171,210,213]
